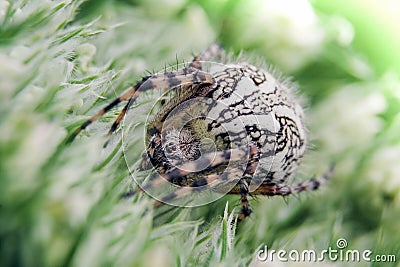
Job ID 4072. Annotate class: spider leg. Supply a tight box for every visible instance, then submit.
[151,169,254,220]
[121,144,258,198]
[249,164,335,196]
[66,67,214,143]
[225,163,334,221]
[138,151,153,171]
[230,154,260,222]
[107,97,132,136]
[102,98,134,148]
[223,149,260,222]
[237,179,252,222]
[153,172,225,208]
[66,83,141,144]
[189,44,224,70]
[137,146,259,223]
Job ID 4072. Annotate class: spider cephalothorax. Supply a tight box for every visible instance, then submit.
[68,44,333,222]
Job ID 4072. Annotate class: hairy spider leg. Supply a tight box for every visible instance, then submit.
[141,147,260,223]
[234,155,260,222]
[134,161,334,223]
[189,44,225,70]
[226,164,335,221]
[237,179,252,222]
[66,67,214,143]
[152,171,234,208]
[122,145,258,198]
[248,164,335,196]
[148,147,262,223]
[151,166,260,210]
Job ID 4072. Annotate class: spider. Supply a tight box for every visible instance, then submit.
[67,44,333,222]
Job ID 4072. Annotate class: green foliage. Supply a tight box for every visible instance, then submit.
[1,0,399,266]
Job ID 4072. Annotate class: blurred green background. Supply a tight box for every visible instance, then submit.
[0,0,399,266]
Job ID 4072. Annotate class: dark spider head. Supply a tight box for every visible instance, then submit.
[162,127,201,163]
[146,127,202,173]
